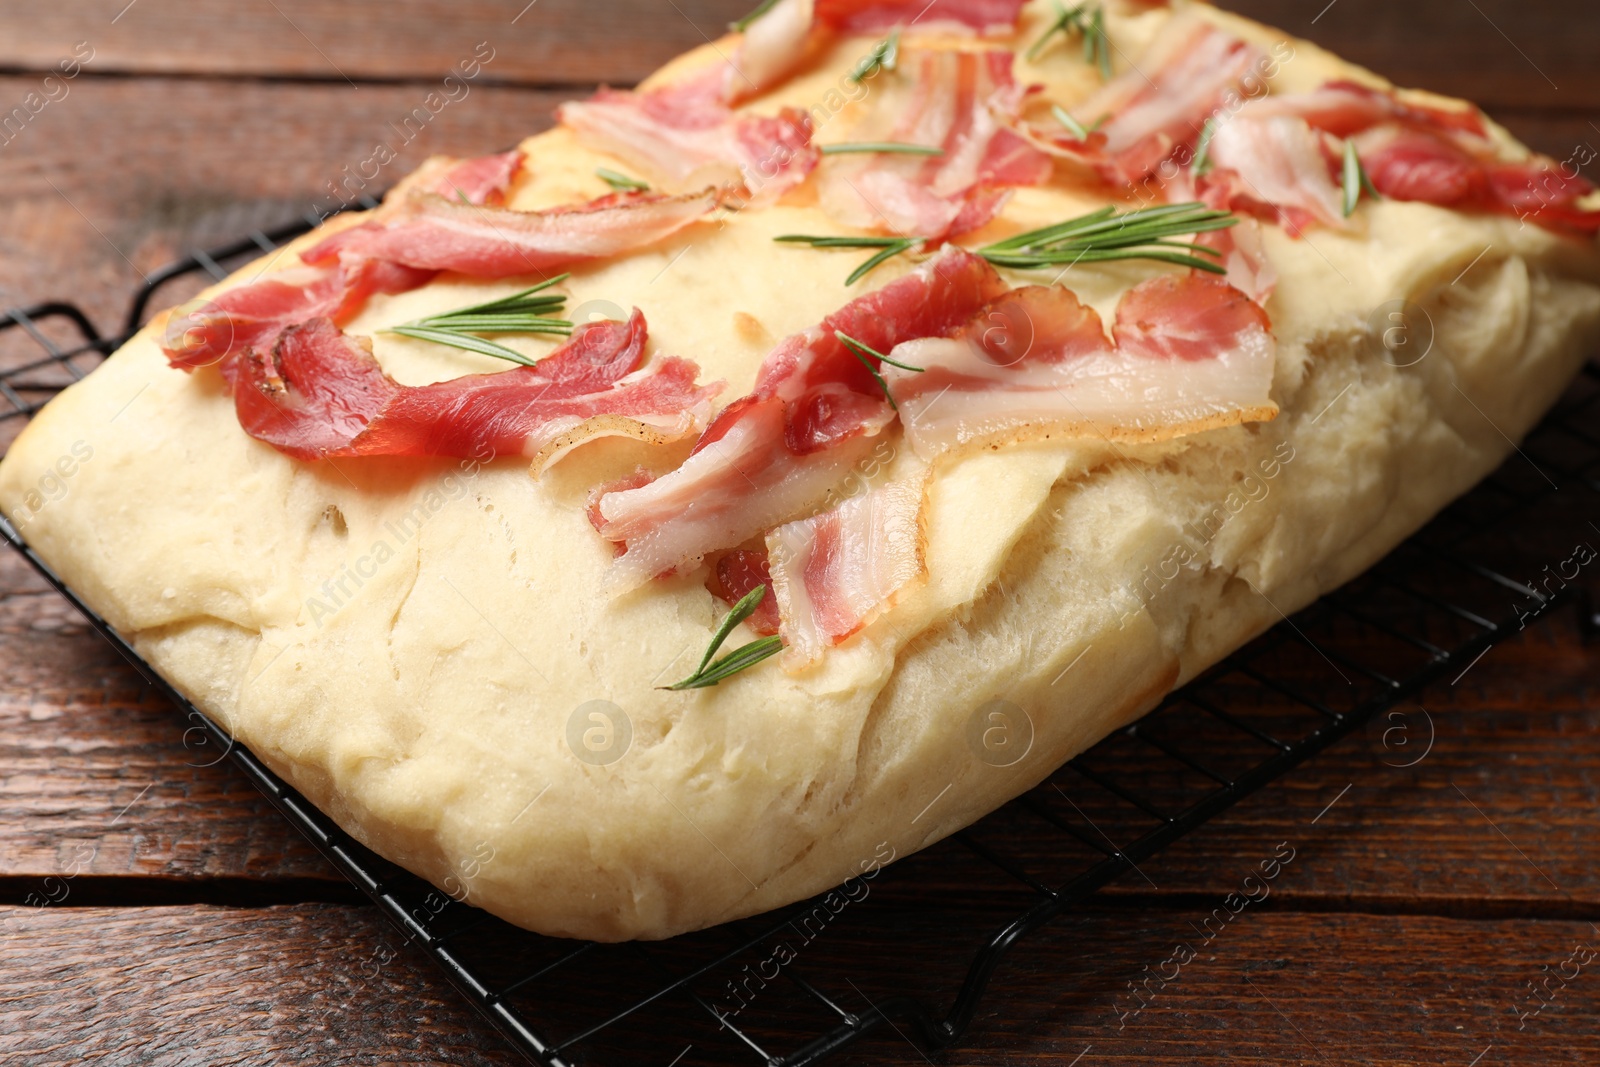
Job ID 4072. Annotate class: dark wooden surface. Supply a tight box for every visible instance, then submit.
[1,1,1597,1064]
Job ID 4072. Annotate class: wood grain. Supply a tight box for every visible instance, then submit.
[0,904,510,1066]
[0,1,1596,1065]
[0,0,752,85]
[0,0,1588,110]
[0,76,566,339]
[3,905,1596,1065]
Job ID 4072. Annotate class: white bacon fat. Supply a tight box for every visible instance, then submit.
[887,275,1279,461]
[767,475,929,669]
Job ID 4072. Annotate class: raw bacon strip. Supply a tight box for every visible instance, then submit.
[885,274,1278,460]
[592,246,1009,592]
[724,0,818,104]
[723,0,1029,103]
[1232,81,1600,233]
[558,69,818,204]
[1201,114,1345,233]
[301,188,720,277]
[161,259,433,370]
[814,0,1026,35]
[766,475,927,669]
[224,313,721,467]
[1240,80,1488,140]
[1353,124,1600,233]
[819,47,1051,240]
[706,548,781,636]
[1042,11,1266,185]
[414,150,524,206]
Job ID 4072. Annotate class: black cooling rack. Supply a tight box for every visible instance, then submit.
[1,215,1596,1066]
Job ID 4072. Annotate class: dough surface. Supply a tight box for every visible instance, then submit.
[3,1,1598,940]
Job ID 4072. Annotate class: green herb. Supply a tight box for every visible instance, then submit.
[1191,116,1218,176]
[1087,5,1111,80]
[778,203,1237,284]
[1052,103,1089,141]
[383,274,574,365]
[731,0,781,32]
[977,202,1235,274]
[850,29,900,83]
[1340,139,1380,217]
[775,234,926,285]
[596,167,649,193]
[1028,1,1112,79]
[664,586,784,690]
[837,330,924,372]
[819,141,945,157]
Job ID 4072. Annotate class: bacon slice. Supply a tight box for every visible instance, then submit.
[558,70,818,204]
[161,259,433,370]
[1042,11,1265,185]
[1202,115,1345,233]
[413,150,524,206]
[1227,81,1600,233]
[1353,125,1600,233]
[813,0,1026,35]
[301,188,719,277]
[819,47,1051,240]
[223,313,721,468]
[885,274,1278,460]
[723,0,1029,103]
[706,548,781,636]
[591,246,1009,591]
[724,0,819,104]
[766,476,927,669]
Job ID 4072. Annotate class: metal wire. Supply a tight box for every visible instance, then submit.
[0,219,1594,1066]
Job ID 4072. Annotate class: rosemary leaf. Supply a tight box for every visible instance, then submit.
[1341,139,1381,217]
[596,167,650,193]
[850,29,900,83]
[975,202,1237,275]
[845,238,920,286]
[820,142,945,156]
[835,330,925,373]
[1052,103,1090,141]
[1192,116,1218,176]
[774,234,926,284]
[664,587,783,690]
[1027,1,1086,62]
[388,326,543,365]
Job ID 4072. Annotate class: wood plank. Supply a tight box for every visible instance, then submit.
[4,904,1596,1064]
[0,904,513,1066]
[0,0,1586,108]
[0,76,566,341]
[0,550,341,885]
[0,0,751,86]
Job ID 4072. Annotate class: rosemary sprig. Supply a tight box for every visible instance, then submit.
[820,142,945,157]
[731,0,780,32]
[836,331,900,409]
[775,234,926,285]
[1027,1,1112,79]
[596,167,649,193]
[850,29,900,83]
[664,586,784,690]
[1052,103,1089,141]
[778,203,1237,284]
[384,274,574,366]
[1191,116,1218,176]
[1340,140,1380,217]
[977,202,1234,274]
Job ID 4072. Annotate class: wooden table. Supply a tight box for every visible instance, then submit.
[1,2,1597,1063]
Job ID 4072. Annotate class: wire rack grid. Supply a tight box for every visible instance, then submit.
[0,214,1595,1066]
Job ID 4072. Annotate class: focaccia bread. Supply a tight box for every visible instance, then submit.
[4,0,1599,941]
